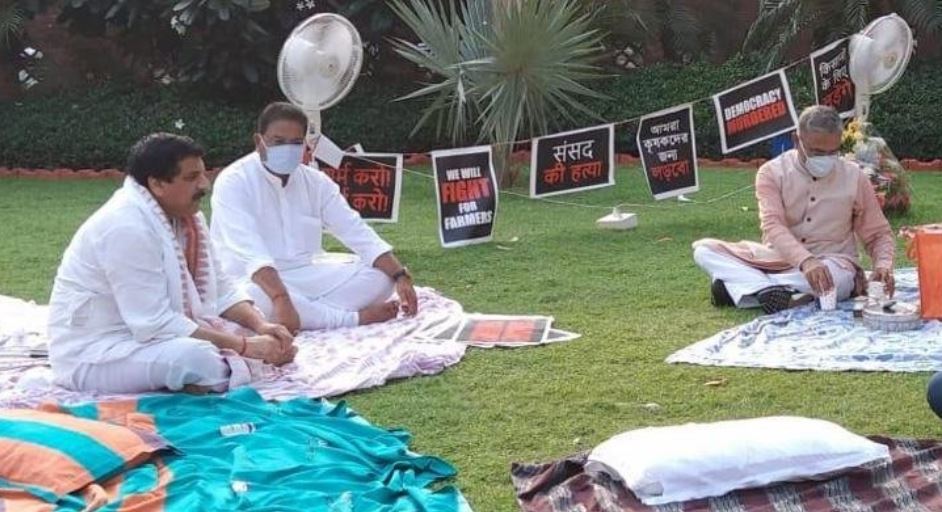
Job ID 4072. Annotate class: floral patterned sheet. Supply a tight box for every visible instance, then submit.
[667,268,942,372]
[0,287,466,407]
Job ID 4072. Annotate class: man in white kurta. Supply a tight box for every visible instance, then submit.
[210,102,418,332]
[49,133,295,394]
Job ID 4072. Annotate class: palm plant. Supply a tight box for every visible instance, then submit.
[744,0,942,69]
[389,0,608,185]
[0,1,25,50]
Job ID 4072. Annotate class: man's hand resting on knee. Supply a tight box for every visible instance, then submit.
[252,268,301,333]
[800,257,834,295]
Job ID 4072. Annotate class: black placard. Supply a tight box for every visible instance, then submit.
[637,104,700,200]
[432,146,498,248]
[811,39,856,119]
[530,124,614,198]
[713,69,798,154]
[322,153,402,222]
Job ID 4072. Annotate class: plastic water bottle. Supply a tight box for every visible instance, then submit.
[219,423,256,437]
[231,480,249,494]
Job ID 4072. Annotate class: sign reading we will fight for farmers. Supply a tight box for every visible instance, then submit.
[530,124,614,198]
[322,154,402,222]
[432,146,498,249]
[713,69,799,154]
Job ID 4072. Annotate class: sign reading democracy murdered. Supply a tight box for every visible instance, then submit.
[530,124,614,198]
[637,104,699,200]
[713,69,798,154]
[322,153,402,222]
[431,146,498,248]
[810,39,855,118]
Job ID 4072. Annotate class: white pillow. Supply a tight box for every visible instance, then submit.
[585,416,889,506]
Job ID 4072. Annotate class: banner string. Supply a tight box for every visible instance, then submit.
[485,54,813,149]
[400,166,756,210]
[325,51,820,213]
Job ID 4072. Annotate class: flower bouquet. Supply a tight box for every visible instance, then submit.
[841,119,911,213]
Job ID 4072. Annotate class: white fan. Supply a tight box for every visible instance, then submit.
[849,13,914,122]
[277,13,363,143]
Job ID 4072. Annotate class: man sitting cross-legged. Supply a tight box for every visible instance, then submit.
[210,102,418,332]
[692,105,896,314]
[48,133,296,394]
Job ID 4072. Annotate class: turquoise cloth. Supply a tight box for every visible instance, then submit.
[54,388,468,511]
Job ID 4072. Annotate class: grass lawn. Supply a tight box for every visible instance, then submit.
[2,167,941,510]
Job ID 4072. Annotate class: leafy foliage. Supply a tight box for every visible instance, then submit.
[586,0,754,65]
[0,1,25,49]
[389,0,607,182]
[744,0,942,69]
[16,0,406,93]
[2,58,940,169]
[49,0,293,92]
[0,79,432,168]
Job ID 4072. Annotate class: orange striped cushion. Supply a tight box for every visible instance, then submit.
[0,409,170,502]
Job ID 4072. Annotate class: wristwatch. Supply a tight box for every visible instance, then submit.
[391,267,412,282]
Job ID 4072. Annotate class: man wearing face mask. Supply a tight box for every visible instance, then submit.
[211,102,416,332]
[48,133,296,394]
[691,105,896,314]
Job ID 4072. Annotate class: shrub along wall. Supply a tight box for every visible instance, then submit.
[1,57,939,169]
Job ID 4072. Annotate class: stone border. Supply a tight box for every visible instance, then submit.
[1,154,940,180]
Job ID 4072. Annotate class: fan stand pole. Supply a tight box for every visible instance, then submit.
[306,109,322,150]
[854,88,871,124]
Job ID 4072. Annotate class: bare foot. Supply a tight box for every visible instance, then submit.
[182,384,212,395]
[358,301,400,325]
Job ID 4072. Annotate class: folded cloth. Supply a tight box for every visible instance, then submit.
[3,388,471,511]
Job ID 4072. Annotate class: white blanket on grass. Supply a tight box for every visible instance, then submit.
[667,269,942,372]
[0,287,466,407]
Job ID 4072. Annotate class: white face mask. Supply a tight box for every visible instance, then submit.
[799,141,838,178]
[261,142,304,175]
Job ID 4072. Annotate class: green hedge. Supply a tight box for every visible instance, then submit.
[0,80,435,169]
[582,56,942,160]
[1,57,939,169]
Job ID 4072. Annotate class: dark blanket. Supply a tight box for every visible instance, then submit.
[511,437,942,511]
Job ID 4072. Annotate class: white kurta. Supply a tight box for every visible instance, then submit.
[210,153,394,329]
[48,178,248,392]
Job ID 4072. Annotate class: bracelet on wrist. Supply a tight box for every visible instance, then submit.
[391,267,411,282]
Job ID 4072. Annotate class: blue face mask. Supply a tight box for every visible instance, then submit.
[262,143,304,175]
